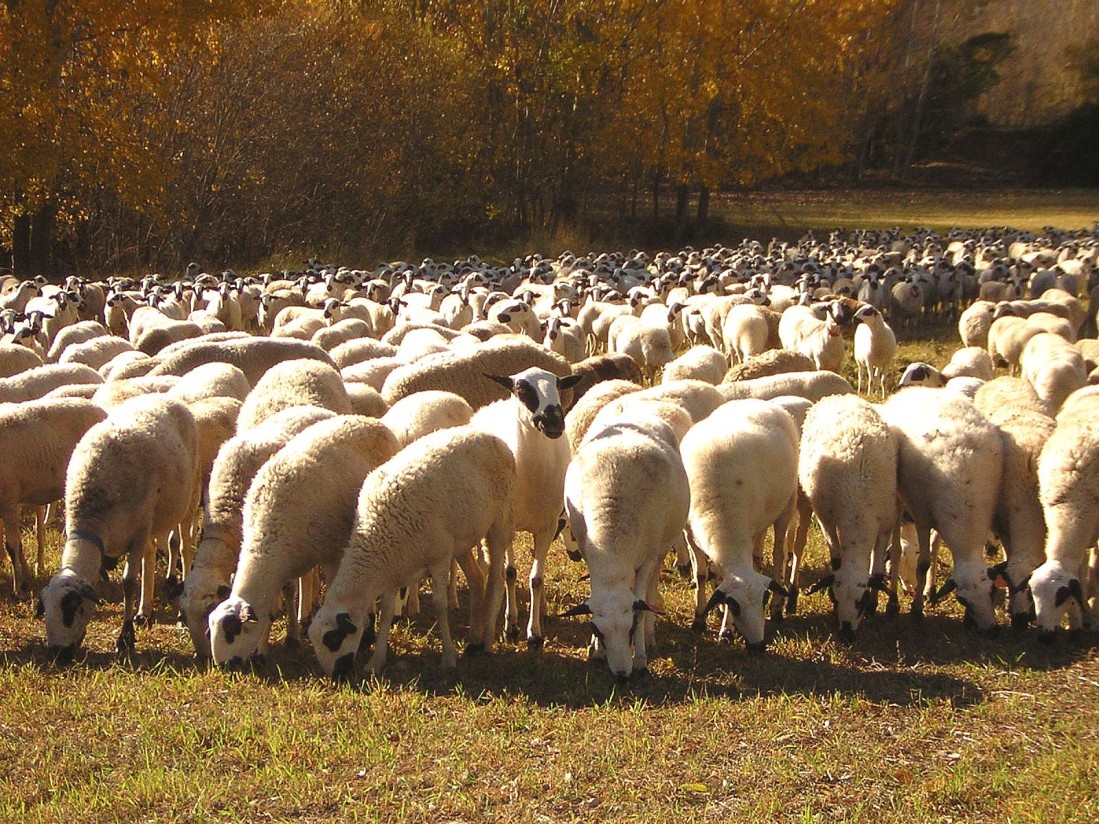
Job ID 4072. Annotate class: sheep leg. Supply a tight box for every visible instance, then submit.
[455,548,486,648]
[911,523,933,620]
[135,537,157,628]
[783,493,814,615]
[477,521,510,653]
[503,540,520,643]
[769,499,794,620]
[526,528,554,650]
[633,561,661,673]
[428,562,459,670]
[448,558,460,610]
[1,507,32,596]
[35,505,48,576]
[686,529,710,631]
[672,532,692,579]
[284,579,302,648]
[364,591,397,675]
[117,545,146,654]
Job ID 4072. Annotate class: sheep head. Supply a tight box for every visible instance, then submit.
[484,368,582,439]
[40,568,102,662]
[308,606,366,682]
[208,596,267,668]
[705,570,780,651]
[1028,560,1085,641]
[561,591,658,680]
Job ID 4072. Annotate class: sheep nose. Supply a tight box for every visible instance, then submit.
[838,622,856,644]
[745,640,768,654]
[612,670,630,685]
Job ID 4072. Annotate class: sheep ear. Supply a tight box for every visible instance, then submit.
[767,579,791,599]
[240,604,259,624]
[35,595,45,620]
[987,561,1012,590]
[1011,573,1031,595]
[216,585,231,601]
[703,589,726,615]
[335,612,358,636]
[930,578,957,605]
[557,373,583,391]
[483,373,514,391]
[558,602,592,618]
[804,574,834,596]
[79,582,103,606]
[1068,577,1084,605]
[1054,586,1071,608]
[633,599,664,615]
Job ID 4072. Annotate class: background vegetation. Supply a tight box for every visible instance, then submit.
[3,0,1098,277]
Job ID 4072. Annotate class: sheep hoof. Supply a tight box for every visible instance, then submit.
[690,617,708,634]
[784,594,799,616]
[505,627,521,644]
[526,635,545,652]
[132,613,148,629]
[1037,628,1056,645]
[116,621,136,655]
[284,636,301,650]
[632,666,650,679]
[719,629,735,644]
[769,611,784,624]
[910,605,924,622]
[566,550,582,562]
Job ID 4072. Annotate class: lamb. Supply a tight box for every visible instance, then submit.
[382,337,572,410]
[798,395,898,638]
[148,336,336,385]
[1026,393,1099,640]
[308,427,515,679]
[470,367,582,648]
[560,411,690,678]
[878,388,1004,629]
[0,398,107,593]
[38,395,202,661]
[0,363,103,404]
[236,358,352,431]
[661,345,727,386]
[680,399,798,650]
[971,386,1055,629]
[208,416,400,666]
[179,405,336,658]
[719,370,854,403]
[778,303,844,372]
[852,304,896,398]
[1019,332,1086,415]
[379,390,474,448]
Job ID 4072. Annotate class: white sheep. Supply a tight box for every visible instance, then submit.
[1020,332,1086,415]
[308,427,515,679]
[852,304,896,398]
[941,346,996,382]
[958,300,995,348]
[608,314,676,383]
[46,320,108,363]
[542,316,587,364]
[379,390,474,448]
[778,303,844,372]
[0,362,103,404]
[798,394,898,638]
[721,303,772,364]
[564,378,643,452]
[680,399,798,650]
[719,370,854,403]
[561,411,690,678]
[208,415,399,666]
[661,345,727,386]
[0,398,107,593]
[149,336,336,386]
[236,358,351,431]
[470,367,581,648]
[878,388,1004,629]
[330,337,399,369]
[1027,393,1099,640]
[0,342,44,378]
[39,395,201,660]
[987,315,1042,374]
[180,405,336,658]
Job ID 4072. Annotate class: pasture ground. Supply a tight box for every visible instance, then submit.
[4,194,1099,822]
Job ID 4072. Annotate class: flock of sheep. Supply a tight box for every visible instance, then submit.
[2,222,1098,682]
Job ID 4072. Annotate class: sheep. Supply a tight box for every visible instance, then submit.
[379,390,474,448]
[608,314,676,383]
[330,337,399,369]
[311,318,371,352]
[0,398,107,593]
[972,376,1046,416]
[661,345,727,386]
[958,300,996,348]
[719,370,854,403]
[0,343,43,378]
[1027,393,1099,640]
[987,315,1043,374]
[91,375,180,410]
[889,280,924,327]
[1075,338,1099,373]
[878,388,1003,629]
[564,353,643,406]
[798,395,898,638]
[565,378,643,451]
[39,395,201,660]
[341,356,408,392]
[778,303,844,372]
[382,337,572,410]
[971,388,1055,630]
[345,383,388,417]
[680,399,799,649]
[236,358,352,431]
[941,346,995,382]
[542,316,586,364]
[57,335,135,372]
[166,362,251,405]
[1020,332,1086,415]
[208,415,400,667]
[722,349,814,382]
[852,304,896,398]
[148,337,336,385]
[179,405,336,658]
[0,362,104,404]
[308,426,514,680]
[45,320,108,363]
[560,411,690,678]
[469,367,581,648]
[612,379,724,425]
[722,303,773,363]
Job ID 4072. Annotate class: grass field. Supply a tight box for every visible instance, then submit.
[4,200,1099,821]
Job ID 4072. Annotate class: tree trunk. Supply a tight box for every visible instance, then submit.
[696,185,710,232]
[674,183,690,243]
[29,204,58,277]
[12,211,31,276]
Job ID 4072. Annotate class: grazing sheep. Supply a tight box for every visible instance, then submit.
[878,388,1003,629]
[236,359,351,431]
[39,395,201,660]
[179,405,336,658]
[973,376,1046,417]
[722,303,773,364]
[1027,394,1099,640]
[681,399,798,649]
[311,318,371,352]
[382,337,572,410]
[564,353,643,406]
[309,427,515,679]
[799,395,898,638]
[470,367,581,648]
[91,375,179,410]
[341,356,407,392]
[608,314,676,383]
[57,336,135,372]
[561,411,690,678]
[0,399,107,593]
[1020,332,1086,415]
[380,390,473,448]
[45,321,108,363]
[853,304,896,398]
[941,347,995,382]
[166,362,251,405]
[208,416,400,666]
[662,345,727,386]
